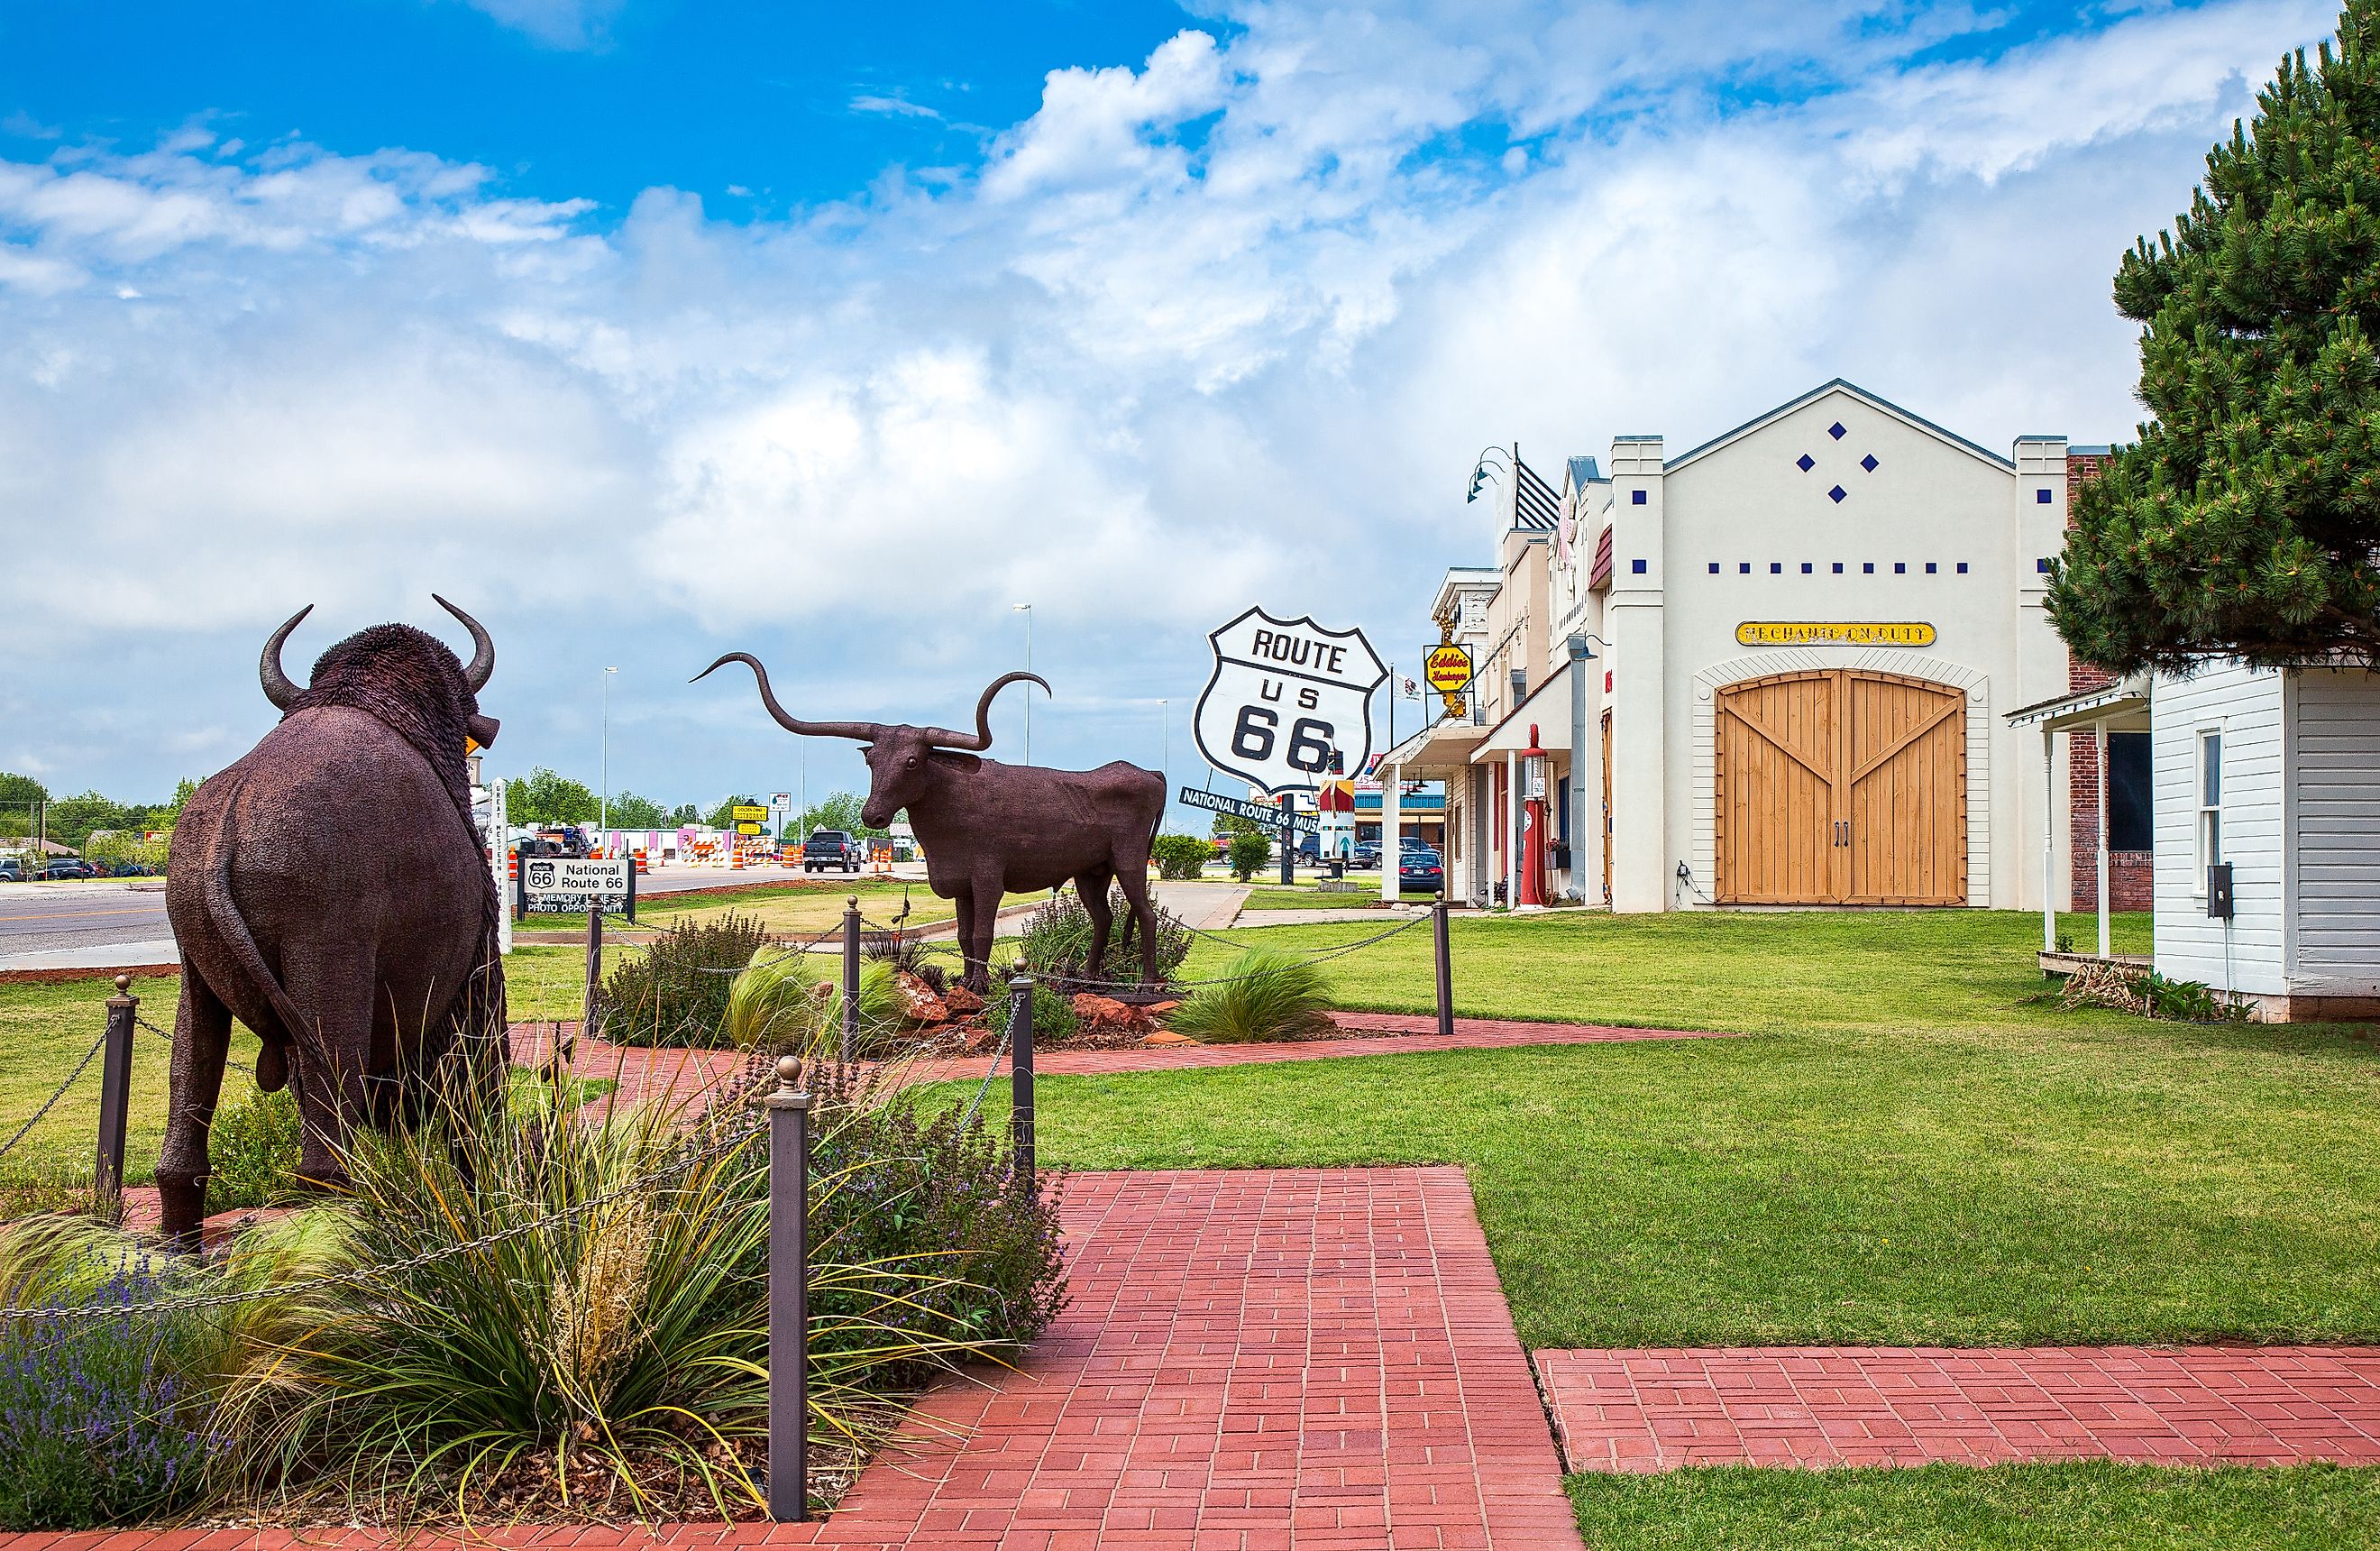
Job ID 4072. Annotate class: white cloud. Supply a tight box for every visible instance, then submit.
[0,0,2342,799]
[457,0,626,50]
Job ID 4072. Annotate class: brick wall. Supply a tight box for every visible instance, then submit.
[2064,449,2150,913]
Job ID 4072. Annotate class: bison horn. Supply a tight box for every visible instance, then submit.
[924,671,1050,752]
[692,653,884,741]
[434,594,496,692]
[259,605,315,711]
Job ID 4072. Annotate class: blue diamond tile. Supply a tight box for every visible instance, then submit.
[1796,453,1815,472]
[1827,484,1847,503]
[1861,454,1879,472]
[1828,421,1846,440]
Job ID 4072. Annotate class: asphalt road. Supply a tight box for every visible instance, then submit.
[0,880,174,967]
[0,863,928,970]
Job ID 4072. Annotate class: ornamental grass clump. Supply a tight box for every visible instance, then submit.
[1019,885,1191,986]
[599,913,773,1047]
[1167,947,1337,1044]
[723,946,907,1058]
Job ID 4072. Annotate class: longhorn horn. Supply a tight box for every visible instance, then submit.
[692,653,885,741]
[923,671,1050,751]
[433,594,495,692]
[259,605,315,711]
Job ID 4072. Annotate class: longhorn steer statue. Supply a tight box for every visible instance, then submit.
[157,598,509,1249]
[697,654,1167,994]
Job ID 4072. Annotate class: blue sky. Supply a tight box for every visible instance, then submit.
[0,0,2343,817]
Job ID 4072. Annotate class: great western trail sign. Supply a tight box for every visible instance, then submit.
[1735,620,1936,647]
[1423,643,1474,694]
[1193,607,1387,796]
[517,855,636,920]
[1179,786,1298,832]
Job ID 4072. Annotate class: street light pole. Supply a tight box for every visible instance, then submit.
[600,666,618,840]
[1157,698,1170,831]
[1012,603,1033,764]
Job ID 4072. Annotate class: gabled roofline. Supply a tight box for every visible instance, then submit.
[1663,378,2019,476]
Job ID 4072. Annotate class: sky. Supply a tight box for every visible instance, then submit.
[0,0,2345,820]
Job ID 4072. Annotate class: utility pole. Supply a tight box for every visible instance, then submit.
[600,666,617,839]
[1012,603,1034,763]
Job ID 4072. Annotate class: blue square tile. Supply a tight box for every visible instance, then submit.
[1833,562,1844,574]
[1863,562,1875,574]
[1708,562,1719,574]
[1739,562,1751,574]
[1632,489,1647,505]
[1632,558,1646,574]
[1861,454,1879,473]
[1828,485,1847,503]
[1894,562,1907,574]
[1828,421,1846,440]
[1771,562,1781,574]
[1796,454,1815,472]
[2037,488,2054,503]
[2037,557,2052,573]
[1926,562,1937,574]
[1957,562,1969,574]
[1801,563,1813,574]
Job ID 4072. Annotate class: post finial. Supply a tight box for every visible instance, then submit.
[776,1053,802,1091]
[114,973,132,994]
[847,895,858,909]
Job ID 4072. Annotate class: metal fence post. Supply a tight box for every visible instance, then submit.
[573,905,600,1071]
[766,1054,810,1522]
[94,975,137,1210]
[841,896,861,1063]
[1433,895,1455,1040]
[1008,974,1036,1180]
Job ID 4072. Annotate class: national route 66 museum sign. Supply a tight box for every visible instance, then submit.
[1193,607,1387,796]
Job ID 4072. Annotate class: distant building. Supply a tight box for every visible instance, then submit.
[1384,379,2101,912]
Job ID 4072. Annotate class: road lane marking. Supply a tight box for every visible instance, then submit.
[0,908,164,922]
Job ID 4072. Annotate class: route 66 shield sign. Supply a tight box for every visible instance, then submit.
[1193,607,1387,795]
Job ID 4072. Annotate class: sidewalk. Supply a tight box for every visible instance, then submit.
[1536,1345,2380,1471]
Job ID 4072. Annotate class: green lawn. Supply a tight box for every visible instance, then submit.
[984,909,2380,1350]
[1565,1462,2380,1549]
[1239,885,1393,910]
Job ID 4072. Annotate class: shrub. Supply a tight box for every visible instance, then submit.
[725,948,910,1058]
[1018,886,1191,986]
[1167,947,1336,1043]
[206,1088,303,1216]
[987,979,1080,1043]
[1149,834,1211,881]
[0,1253,221,1528]
[1227,832,1272,882]
[600,913,774,1047]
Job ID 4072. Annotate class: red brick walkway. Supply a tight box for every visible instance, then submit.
[501,1014,1730,1108]
[1536,1346,2380,1472]
[54,1168,1581,1549]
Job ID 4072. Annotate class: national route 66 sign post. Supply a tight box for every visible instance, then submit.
[1193,607,1387,880]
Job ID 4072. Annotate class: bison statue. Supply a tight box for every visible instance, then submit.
[696,653,1167,993]
[157,597,509,1248]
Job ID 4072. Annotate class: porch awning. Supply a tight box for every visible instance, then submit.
[1377,717,1486,779]
[2004,673,2150,732]
[1469,660,1574,760]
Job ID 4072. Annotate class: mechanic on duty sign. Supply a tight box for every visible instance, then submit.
[1193,607,1387,796]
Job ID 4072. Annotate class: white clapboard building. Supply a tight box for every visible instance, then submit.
[2010,663,2380,1020]
[1382,379,2090,913]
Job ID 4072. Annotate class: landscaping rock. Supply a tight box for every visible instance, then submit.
[896,970,948,1025]
[1140,1029,1199,1047]
[1071,993,1156,1035]
[943,984,985,1015]
[958,1020,997,1054]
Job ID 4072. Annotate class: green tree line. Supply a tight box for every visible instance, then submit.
[0,771,197,850]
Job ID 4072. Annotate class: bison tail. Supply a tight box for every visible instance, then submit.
[203,842,316,1065]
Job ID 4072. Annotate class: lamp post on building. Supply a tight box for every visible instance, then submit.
[1012,604,1033,764]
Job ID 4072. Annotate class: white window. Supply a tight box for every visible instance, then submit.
[2196,730,2223,894]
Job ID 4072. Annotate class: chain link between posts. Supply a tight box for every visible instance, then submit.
[0,1115,768,1326]
[0,1029,108,1161]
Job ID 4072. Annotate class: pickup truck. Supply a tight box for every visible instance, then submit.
[801,830,862,874]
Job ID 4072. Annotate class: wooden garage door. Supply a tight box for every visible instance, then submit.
[1716,670,1967,905]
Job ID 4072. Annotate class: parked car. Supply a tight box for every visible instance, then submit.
[1397,848,1444,894]
[0,858,22,882]
[801,829,862,874]
[39,858,97,880]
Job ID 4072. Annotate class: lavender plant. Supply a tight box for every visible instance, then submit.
[0,1260,221,1528]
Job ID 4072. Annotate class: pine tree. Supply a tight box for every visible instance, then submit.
[2051,2,2380,673]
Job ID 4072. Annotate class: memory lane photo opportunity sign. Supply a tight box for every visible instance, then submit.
[517,855,637,921]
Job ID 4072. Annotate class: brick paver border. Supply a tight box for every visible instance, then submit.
[1536,1345,2380,1472]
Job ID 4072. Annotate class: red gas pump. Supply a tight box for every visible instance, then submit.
[1518,723,1549,907]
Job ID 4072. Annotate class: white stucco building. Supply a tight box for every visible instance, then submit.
[1386,379,2086,912]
